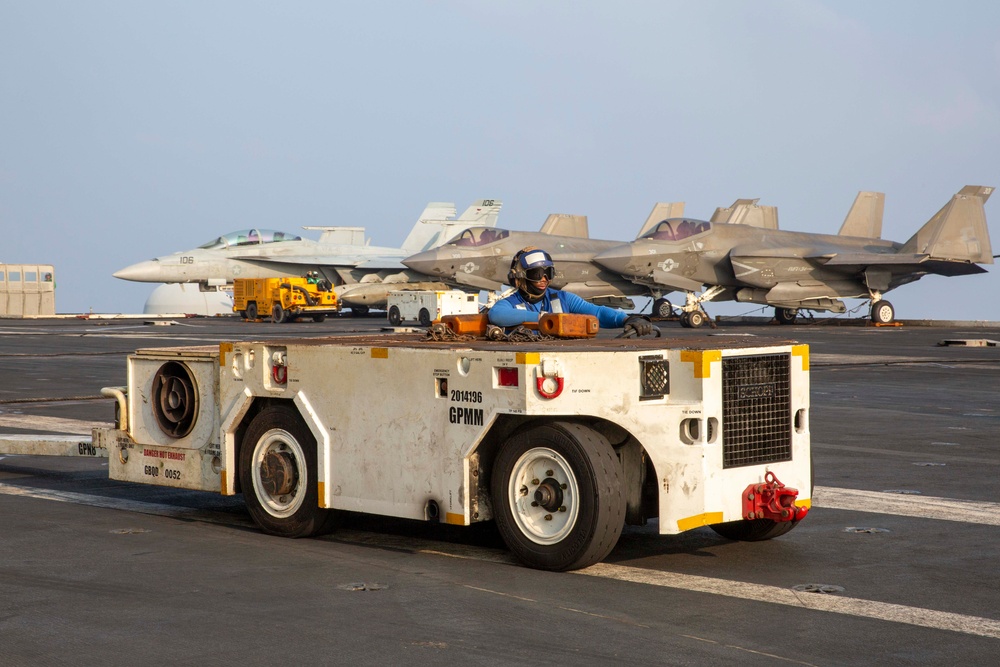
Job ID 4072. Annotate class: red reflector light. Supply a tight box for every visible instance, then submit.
[497,367,519,387]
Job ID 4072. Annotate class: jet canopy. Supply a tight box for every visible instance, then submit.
[198,229,303,250]
[447,227,511,248]
[641,218,712,242]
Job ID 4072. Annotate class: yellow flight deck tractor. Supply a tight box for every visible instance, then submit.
[233,276,338,323]
[3,313,812,572]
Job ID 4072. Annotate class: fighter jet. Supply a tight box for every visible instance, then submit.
[401,199,790,314]
[592,186,993,327]
[113,199,502,313]
[401,204,700,310]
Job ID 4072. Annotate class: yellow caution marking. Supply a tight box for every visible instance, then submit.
[219,342,232,367]
[680,350,721,379]
[796,498,812,509]
[677,511,724,531]
[792,344,809,371]
[445,512,465,526]
[220,470,227,494]
[318,481,327,508]
[371,348,389,359]
[516,352,539,365]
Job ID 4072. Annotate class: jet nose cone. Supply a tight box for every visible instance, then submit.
[113,259,160,282]
[593,245,637,276]
[402,250,448,277]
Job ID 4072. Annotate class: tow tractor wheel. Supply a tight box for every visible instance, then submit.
[651,297,674,319]
[710,516,800,541]
[687,310,706,328]
[312,314,326,323]
[239,405,337,538]
[272,304,287,324]
[388,305,402,326]
[491,421,625,571]
[775,307,798,325]
[418,308,432,327]
[871,299,895,324]
[246,302,258,321]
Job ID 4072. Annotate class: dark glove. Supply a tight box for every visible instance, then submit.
[623,314,653,337]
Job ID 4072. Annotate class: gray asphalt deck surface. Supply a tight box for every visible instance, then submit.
[1,315,998,666]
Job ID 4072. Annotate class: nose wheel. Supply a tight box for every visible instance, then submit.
[679,310,707,328]
[870,299,895,324]
[674,286,723,328]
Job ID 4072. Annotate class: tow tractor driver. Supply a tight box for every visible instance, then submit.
[488,247,653,336]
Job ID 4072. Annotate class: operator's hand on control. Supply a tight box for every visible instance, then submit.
[622,314,654,337]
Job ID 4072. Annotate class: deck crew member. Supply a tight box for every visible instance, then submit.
[488,247,652,336]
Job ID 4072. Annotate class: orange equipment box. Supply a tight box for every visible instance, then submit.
[538,313,599,338]
[441,313,490,337]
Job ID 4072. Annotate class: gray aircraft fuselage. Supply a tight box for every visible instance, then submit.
[113,231,443,308]
[593,214,984,312]
[114,243,431,285]
[402,226,651,303]
[112,200,505,310]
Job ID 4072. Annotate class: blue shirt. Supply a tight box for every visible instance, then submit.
[488,288,628,329]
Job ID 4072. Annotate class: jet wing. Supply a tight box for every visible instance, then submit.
[232,254,407,271]
[731,245,913,265]
[821,252,930,266]
[355,258,408,270]
[823,253,987,277]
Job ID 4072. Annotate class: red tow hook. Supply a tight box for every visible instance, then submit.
[742,471,809,522]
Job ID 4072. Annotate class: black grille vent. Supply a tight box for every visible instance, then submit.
[722,353,791,468]
[639,355,669,400]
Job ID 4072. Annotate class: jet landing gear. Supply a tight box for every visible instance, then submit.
[774,307,799,325]
[650,297,675,319]
[679,310,710,328]
[870,299,895,325]
[648,296,708,327]
[866,289,896,325]
[676,286,723,329]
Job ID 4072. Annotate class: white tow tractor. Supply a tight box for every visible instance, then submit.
[4,323,812,571]
[386,290,480,327]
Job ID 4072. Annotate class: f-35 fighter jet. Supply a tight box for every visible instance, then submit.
[592,186,993,326]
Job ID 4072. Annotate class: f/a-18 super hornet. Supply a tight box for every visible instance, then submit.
[592,186,993,327]
[113,200,502,313]
[402,199,788,312]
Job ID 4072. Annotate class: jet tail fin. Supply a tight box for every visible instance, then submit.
[303,226,369,245]
[400,199,503,253]
[456,199,503,225]
[838,191,884,238]
[637,202,685,238]
[418,202,460,223]
[711,198,779,229]
[900,186,994,264]
[539,214,589,238]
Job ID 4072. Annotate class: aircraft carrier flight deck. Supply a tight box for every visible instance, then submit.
[1,314,998,665]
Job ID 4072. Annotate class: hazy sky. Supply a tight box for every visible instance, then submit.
[2,1,999,319]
